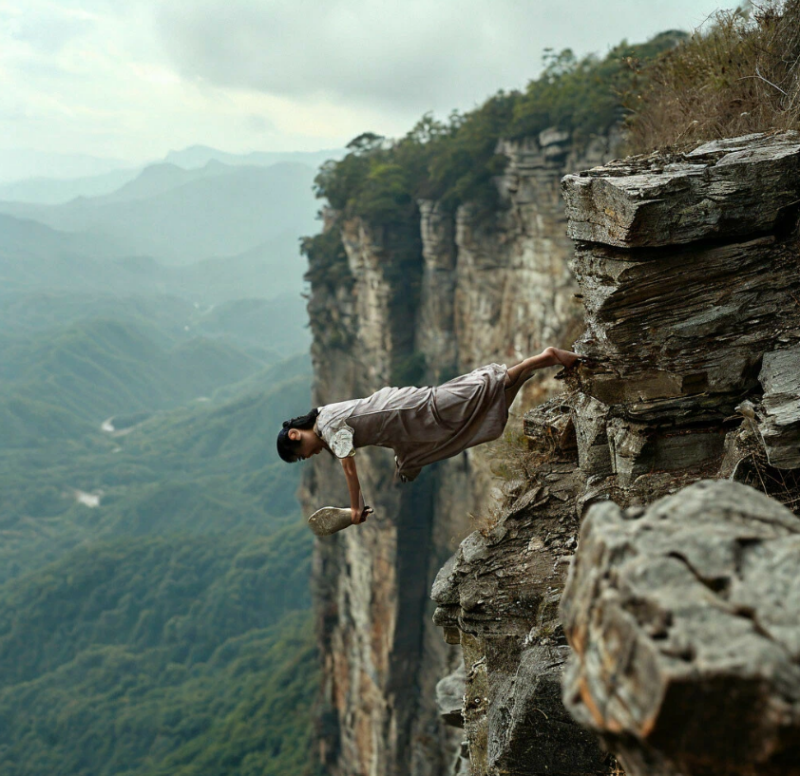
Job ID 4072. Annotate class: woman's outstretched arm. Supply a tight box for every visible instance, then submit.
[341,457,368,524]
[503,346,580,406]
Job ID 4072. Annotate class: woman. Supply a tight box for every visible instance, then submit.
[276,347,579,526]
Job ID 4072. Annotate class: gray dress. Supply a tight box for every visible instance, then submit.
[314,363,509,482]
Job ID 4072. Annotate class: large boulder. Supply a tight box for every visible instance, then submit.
[560,479,800,776]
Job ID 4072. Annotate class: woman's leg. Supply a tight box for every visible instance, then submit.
[504,347,579,406]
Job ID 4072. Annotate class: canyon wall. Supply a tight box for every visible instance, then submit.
[301,128,622,776]
[432,132,800,775]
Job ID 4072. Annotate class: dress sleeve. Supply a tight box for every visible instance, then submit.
[318,418,356,459]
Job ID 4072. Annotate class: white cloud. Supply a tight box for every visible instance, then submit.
[155,0,742,113]
[2,1,99,52]
[129,62,182,85]
[0,0,743,171]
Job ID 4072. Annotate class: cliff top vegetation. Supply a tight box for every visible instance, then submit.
[625,0,800,153]
[309,1,800,230]
[310,31,685,223]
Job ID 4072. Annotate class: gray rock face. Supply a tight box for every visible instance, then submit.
[486,643,604,775]
[560,131,800,512]
[431,398,608,776]
[757,345,800,469]
[305,127,621,776]
[564,132,800,248]
[564,132,800,438]
[430,131,800,776]
[560,479,800,776]
[553,133,800,775]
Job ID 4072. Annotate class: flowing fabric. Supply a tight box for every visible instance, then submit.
[315,363,509,482]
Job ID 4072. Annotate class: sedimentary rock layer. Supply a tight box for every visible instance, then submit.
[563,132,800,496]
[431,132,800,776]
[561,479,800,776]
[564,133,800,248]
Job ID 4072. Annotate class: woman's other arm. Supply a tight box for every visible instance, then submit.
[341,457,367,524]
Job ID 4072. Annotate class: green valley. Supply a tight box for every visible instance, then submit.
[0,151,322,775]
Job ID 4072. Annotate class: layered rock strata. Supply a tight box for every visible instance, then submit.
[563,131,800,506]
[431,132,800,775]
[303,129,620,776]
[561,479,800,776]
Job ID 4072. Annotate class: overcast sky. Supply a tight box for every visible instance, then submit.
[1,0,743,172]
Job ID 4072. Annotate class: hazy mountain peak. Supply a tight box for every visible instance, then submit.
[163,145,345,171]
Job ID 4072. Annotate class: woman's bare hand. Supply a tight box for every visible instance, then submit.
[544,346,580,368]
[350,506,373,525]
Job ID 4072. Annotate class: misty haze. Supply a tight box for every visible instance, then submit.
[5,1,797,775]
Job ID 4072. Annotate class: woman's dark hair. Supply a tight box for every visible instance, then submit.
[276,408,320,463]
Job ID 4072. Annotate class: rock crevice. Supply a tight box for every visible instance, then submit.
[304,129,619,776]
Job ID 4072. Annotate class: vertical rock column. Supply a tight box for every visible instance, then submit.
[304,214,434,776]
[453,133,606,372]
[305,127,621,776]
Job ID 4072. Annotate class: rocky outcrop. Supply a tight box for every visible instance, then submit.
[430,132,800,775]
[756,345,800,469]
[431,398,607,775]
[303,128,621,776]
[561,479,800,776]
[563,131,800,508]
[564,133,800,248]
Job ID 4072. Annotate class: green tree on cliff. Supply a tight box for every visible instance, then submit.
[311,31,686,223]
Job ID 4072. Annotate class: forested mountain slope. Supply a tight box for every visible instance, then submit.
[0,120,327,774]
[0,286,317,774]
[0,527,317,776]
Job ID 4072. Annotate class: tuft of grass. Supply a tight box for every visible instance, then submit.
[735,446,800,515]
[624,0,800,153]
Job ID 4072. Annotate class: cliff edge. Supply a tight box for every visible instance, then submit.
[432,131,800,775]
[302,128,619,776]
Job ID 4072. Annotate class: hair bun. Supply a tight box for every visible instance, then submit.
[282,420,290,429]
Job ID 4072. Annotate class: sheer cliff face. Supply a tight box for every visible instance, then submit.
[301,129,620,776]
[432,131,800,776]
[559,132,800,776]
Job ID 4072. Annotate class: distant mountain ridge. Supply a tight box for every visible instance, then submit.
[93,161,235,204]
[0,148,132,186]
[0,161,318,266]
[163,144,343,170]
[0,213,313,317]
[0,145,344,205]
[0,168,141,205]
